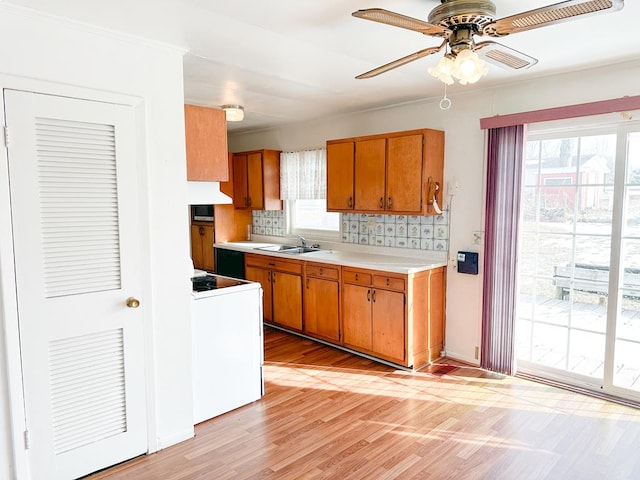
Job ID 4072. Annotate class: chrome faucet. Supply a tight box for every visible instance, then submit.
[296,234,307,247]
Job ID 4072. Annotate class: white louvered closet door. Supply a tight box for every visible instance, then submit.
[5,90,147,480]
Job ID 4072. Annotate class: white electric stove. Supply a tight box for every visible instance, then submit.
[191,272,264,424]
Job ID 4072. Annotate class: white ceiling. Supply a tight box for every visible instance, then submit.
[5,0,638,133]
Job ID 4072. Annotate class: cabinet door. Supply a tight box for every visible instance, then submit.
[342,283,372,350]
[272,271,302,330]
[386,134,423,213]
[304,277,340,342]
[326,142,355,211]
[246,152,264,209]
[184,104,229,181]
[190,224,204,270]
[232,154,249,208]
[354,138,386,211]
[200,224,215,271]
[372,289,405,363]
[190,224,214,271]
[246,266,273,323]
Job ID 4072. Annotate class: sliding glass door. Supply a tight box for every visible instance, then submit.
[516,116,640,401]
[610,129,640,394]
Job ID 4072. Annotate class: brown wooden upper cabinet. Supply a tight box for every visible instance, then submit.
[231,149,282,210]
[184,104,229,181]
[326,129,444,215]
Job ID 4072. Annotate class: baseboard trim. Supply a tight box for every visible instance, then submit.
[156,428,194,450]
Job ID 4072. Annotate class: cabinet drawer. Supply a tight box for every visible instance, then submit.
[306,264,339,280]
[343,269,372,286]
[245,253,302,274]
[373,275,406,292]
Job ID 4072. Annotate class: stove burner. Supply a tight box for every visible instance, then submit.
[192,276,218,292]
[192,274,246,292]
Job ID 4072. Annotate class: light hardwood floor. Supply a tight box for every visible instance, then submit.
[87,327,640,480]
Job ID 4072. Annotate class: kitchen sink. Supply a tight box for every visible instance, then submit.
[254,245,326,255]
[283,246,325,254]
[254,244,297,252]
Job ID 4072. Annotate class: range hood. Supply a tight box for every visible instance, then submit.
[187,181,232,205]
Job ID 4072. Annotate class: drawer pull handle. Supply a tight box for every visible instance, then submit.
[320,268,323,275]
[379,197,384,208]
[348,196,353,208]
[306,278,309,289]
[199,226,205,235]
[367,289,371,302]
[268,262,275,266]
[387,197,392,209]
[386,278,390,286]
[372,290,376,302]
[355,274,359,281]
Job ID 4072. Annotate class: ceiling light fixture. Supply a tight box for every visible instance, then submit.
[453,49,488,85]
[221,104,244,122]
[428,47,488,86]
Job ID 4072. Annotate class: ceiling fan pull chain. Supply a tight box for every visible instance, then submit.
[439,83,451,111]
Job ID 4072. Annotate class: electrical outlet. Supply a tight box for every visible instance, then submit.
[472,231,484,245]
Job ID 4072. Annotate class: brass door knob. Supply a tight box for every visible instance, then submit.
[126,297,141,308]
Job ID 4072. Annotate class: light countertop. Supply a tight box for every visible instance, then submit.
[214,241,447,275]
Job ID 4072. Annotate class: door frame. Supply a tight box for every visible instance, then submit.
[0,75,158,479]
[603,122,640,400]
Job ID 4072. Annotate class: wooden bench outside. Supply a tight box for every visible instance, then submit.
[553,263,640,300]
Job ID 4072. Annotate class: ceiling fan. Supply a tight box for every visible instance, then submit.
[353,0,624,85]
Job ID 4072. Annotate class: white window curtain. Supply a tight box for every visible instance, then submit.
[280,148,326,200]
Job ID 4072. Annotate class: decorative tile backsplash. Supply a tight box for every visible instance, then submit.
[252,210,286,236]
[251,210,449,252]
[341,213,449,252]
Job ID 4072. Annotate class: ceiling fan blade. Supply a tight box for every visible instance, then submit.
[352,8,450,38]
[475,41,539,70]
[483,0,624,37]
[356,43,446,79]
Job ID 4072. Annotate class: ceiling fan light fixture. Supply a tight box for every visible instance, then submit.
[429,48,488,86]
[428,55,455,85]
[221,104,244,122]
[452,49,488,84]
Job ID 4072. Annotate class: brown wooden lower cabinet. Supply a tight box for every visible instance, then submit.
[342,269,407,365]
[372,288,406,362]
[303,263,340,342]
[342,266,445,368]
[245,253,303,331]
[272,271,302,330]
[245,265,273,322]
[342,283,372,351]
[191,222,214,271]
[247,252,445,369]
